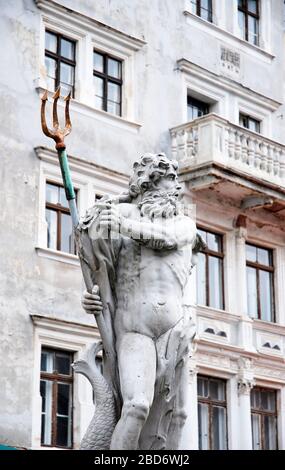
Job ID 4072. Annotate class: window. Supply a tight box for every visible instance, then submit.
[239,113,261,133]
[190,0,213,22]
[45,30,76,97]
[45,182,77,254]
[198,376,227,450]
[238,0,259,46]
[93,50,123,116]
[196,229,224,310]
[40,348,73,448]
[187,96,209,122]
[251,387,278,450]
[246,244,275,322]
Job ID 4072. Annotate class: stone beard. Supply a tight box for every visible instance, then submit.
[138,190,180,219]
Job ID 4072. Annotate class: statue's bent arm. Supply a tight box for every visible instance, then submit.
[120,214,196,250]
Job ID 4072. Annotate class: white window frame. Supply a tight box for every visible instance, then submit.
[35,0,145,132]
[34,146,128,265]
[31,314,101,449]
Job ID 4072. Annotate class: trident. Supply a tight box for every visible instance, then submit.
[41,88,120,409]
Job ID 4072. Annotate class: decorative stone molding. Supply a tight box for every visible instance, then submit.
[237,357,255,395]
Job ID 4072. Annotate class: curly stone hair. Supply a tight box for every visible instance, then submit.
[128,152,180,198]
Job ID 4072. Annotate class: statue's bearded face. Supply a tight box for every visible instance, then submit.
[128,153,181,219]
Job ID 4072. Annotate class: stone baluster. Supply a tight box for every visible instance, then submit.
[247,137,255,168]
[171,131,177,160]
[227,127,235,160]
[241,133,248,165]
[254,140,262,170]
[186,127,194,162]
[260,142,268,172]
[177,130,186,163]
[267,145,274,176]
[235,131,242,162]
[193,126,198,157]
[280,150,285,180]
[273,148,281,177]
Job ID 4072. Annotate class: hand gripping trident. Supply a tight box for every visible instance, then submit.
[41,88,120,410]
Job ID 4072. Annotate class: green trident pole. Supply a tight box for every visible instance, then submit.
[40,88,120,410]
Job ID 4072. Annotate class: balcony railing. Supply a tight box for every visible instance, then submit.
[170,114,285,186]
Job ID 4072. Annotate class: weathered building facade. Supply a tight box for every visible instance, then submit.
[1,0,285,450]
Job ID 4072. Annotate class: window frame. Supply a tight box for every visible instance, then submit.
[246,242,275,322]
[191,0,213,23]
[187,96,210,122]
[45,30,76,97]
[93,49,123,117]
[239,113,261,133]
[251,386,278,450]
[45,180,78,254]
[40,348,74,449]
[238,0,260,45]
[197,226,225,310]
[197,375,228,450]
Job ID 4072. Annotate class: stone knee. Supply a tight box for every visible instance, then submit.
[122,398,150,423]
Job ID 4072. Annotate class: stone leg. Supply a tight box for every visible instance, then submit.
[110,332,156,450]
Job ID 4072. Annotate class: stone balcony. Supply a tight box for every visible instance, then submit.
[170,114,285,206]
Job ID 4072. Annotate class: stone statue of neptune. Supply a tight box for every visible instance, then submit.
[73,153,202,450]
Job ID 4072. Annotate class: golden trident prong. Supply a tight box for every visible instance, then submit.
[41,87,72,150]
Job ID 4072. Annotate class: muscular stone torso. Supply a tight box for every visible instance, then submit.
[114,203,193,341]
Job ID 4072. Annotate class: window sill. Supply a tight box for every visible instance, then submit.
[183,11,275,62]
[196,304,241,322]
[35,246,80,266]
[35,85,142,134]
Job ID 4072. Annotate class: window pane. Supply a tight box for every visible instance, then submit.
[257,247,271,266]
[246,266,258,318]
[60,38,75,60]
[248,0,258,14]
[107,100,121,116]
[197,252,206,305]
[248,16,259,45]
[94,76,104,98]
[251,413,261,449]
[60,63,74,85]
[56,416,69,447]
[40,380,52,446]
[246,244,257,262]
[59,187,68,208]
[201,0,212,22]
[207,232,221,252]
[248,118,260,133]
[198,403,209,450]
[41,350,54,373]
[198,377,209,398]
[45,56,57,80]
[46,209,57,250]
[45,31,57,53]
[261,390,276,412]
[209,256,223,309]
[251,388,261,409]
[238,11,246,40]
[57,383,71,416]
[93,52,104,72]
[55,351,72,375]
[61,213,74,254]
[46,183,59,204]
[108,58,121,79]
[95,95,104,110]
[60,83,73,97]
[210,379,225,401]
[259,270,273,322]
[264,415,277,450]
[190,0,197,14]
[108,82,121,103]
[212,406,227,449]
